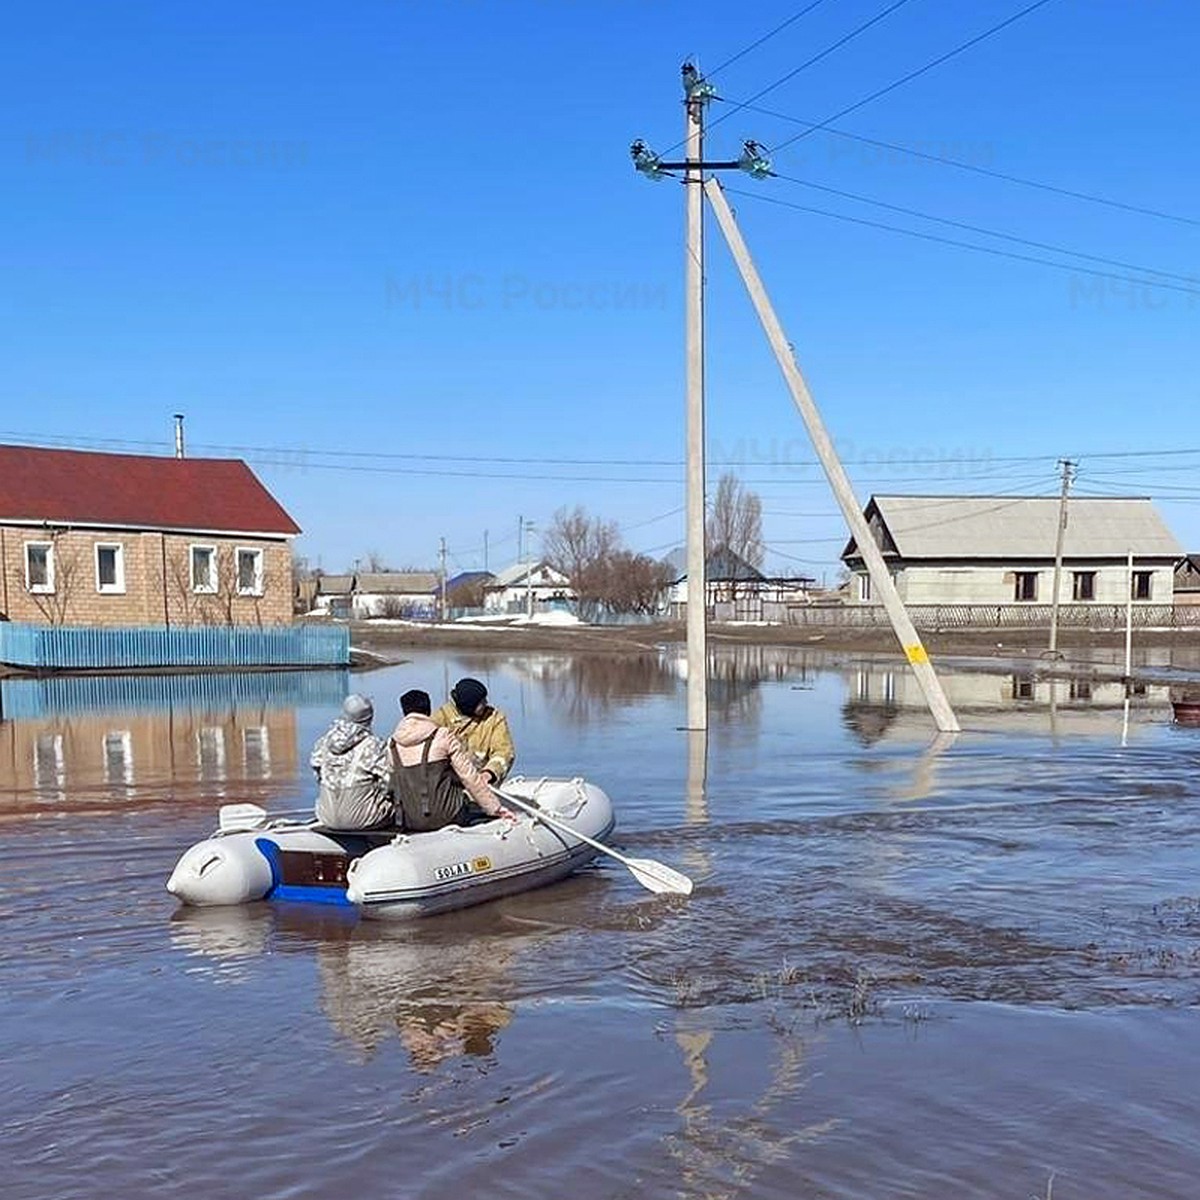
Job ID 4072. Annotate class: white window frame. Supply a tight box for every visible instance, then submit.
[24,541,55,593]
[94,542,126,594]
[190,544,217,594]
[857,573,872,603]
[236,546,264,596]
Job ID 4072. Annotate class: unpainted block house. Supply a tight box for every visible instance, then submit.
[0,444,300,627]
[843,495,1182,606]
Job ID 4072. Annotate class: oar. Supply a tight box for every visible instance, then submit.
[492,785,693,897]
[217,803,315,832]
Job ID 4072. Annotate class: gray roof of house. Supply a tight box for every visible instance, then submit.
[316,574,354,595]
[355,571,439,594]
[663,547,765,581]
[847,496,1182,560]
[487,561,568,588]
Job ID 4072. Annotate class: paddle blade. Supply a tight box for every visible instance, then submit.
[626,857,694,897]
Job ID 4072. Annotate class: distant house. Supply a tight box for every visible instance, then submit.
[0,443,300,627]
[664,547,814,622]
[1174,555,1200,606]
[483,561,574,615]
[353,571,440,619]
[445,570,495,612]
[312,574,355,618]
[842,495,1182,606]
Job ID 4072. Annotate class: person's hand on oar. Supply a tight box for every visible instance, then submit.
[491,785,693,897]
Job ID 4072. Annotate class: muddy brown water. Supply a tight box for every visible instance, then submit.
[4,646,1200,1199]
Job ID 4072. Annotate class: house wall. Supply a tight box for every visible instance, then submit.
[352,591,437,619]
[850,562,1176,606]
[0,523,292,627]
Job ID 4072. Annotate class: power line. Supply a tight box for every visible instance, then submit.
[710,0,921,136]
[12,428,1200,470]
[724,99,1200,229]
[722,184,1200,297]
[768,170,1200,285]
[707,0,839,77]
[770,0,1061,156]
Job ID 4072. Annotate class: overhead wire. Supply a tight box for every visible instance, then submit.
[706,0,839,77]
[721,184,1200,298]
[768,0,1061,156]
[766,170,1199,285]
[723,100,1200,229]
[707,0,921,138]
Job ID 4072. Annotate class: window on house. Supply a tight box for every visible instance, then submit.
[95,543,125,593]
[858,573,872,602]
[1014,572,1038,602]
[25,542,54,592]
[237,547,264,596]
[1012,675,1034,701]
[1132,571,1153,601]
[1070,679,1093,702]
[1072,571,1096,601]
[191,545,217,593]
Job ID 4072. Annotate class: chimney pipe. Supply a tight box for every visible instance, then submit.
[173,413,185,459]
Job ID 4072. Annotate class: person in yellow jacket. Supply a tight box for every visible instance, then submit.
[431,677,515,786]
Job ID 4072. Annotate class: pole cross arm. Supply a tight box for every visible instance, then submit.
[631,139,772,181]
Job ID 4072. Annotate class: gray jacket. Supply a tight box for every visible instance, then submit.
[310,718,394,830]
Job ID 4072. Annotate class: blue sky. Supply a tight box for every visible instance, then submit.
[2,0,1197,580]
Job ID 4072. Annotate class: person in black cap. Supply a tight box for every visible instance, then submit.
[431,677,515,786]
[388,689,512,830]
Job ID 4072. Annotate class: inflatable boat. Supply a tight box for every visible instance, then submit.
[166,776,616,919]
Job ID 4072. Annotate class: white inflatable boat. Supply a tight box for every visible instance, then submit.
[166,777,616,919]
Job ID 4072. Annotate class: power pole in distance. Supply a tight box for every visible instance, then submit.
[632,62,770,732]
[438,536,447,622]
[1047,458,1075,657]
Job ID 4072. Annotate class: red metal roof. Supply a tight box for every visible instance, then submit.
[0,444,301,536]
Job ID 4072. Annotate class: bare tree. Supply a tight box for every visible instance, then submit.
[543,506,620,580]
[543,506,621,620]
[28,531,83,625]
[707,472,764,569]
[597,551,674,615]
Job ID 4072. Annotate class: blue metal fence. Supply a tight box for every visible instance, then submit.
[0,622,349,670]
[0,667,351,721]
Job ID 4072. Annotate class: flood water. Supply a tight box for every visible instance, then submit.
[4,646,1200,1199]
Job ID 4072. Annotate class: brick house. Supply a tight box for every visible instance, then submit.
[0,444,301,627]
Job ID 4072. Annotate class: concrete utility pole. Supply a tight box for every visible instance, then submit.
[525,520,536,618]
[703,177,960,734]
[1047,458,1075,656]
[438,537,447,622]
[173,413,185,458]
[682,64,709,731]
[483,529,489,574]
[631,64,770,731]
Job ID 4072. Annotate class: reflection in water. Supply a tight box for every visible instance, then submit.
[0,669,349,815]
[170,904,522,1072]
[842,659,1170,743]
[667,1015,815,1200]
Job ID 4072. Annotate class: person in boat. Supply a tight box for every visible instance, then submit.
[310,694,395,830]
[430,677,515,786]
[391,689,513,831]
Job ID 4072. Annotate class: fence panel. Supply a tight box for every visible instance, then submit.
[0,622,349,669]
